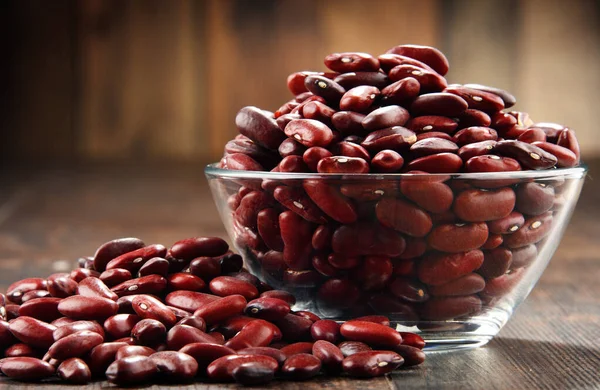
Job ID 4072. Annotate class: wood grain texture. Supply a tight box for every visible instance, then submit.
[0,160,598,389]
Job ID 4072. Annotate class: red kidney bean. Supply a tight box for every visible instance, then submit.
[317,278,361,311]
[310,341,342,374]
[224,319,275,350]
[334,71,389,90]
[340,320,402,348]
[149,351,198,381]
[302,101,336,127]
[93,238,145,272]
[224,152,265,171]
[256,208,284,252]
[100,268,132,287]
[370,149,404,172]
[260,290,296,306]
[69,268,100,283]
[518,128,547,144]
[193,294,247,325]
[332,222,406,257]
[115,345,155,360]
[376,197,432,237]
[137,257,169,277]
[106,244,167,273]
[20,289,51,302]
[225,134,280,168]
[106,355,157,385]
[387,44,449,75]
[481,268,526,301]
[272,314,313,342]
[457,140,497,161]
[53,320,104,341]
[5,304,19,320]
[557,128,580,162]
[188,257,222,282]
[287,71,321,95]
[278,137,305,158]
[167,273,205,292]
[339,181,398,201]
[429,273,486,296]
[362,105,410,130]
[131,319,166,346]
[325,52,379,72]
[304,75,345,105]
[279,155,309,173]
[178,342,235,372]
[361,126,417,153]
[392,344,426,366]
[482,233,503,249]
[235,106,286,150]
[0,357,55,381]
[317,155,370,174]
[465,154,521,172]
[331,141,371,160]
[478,247,513,278]
[274,186,328,224]
[87,341,130,377]
[445,85,505,112]
[174,316,205,332]
[46,274,78,298]
[338,341,372,358]
[350,256,393,291]
[279,211,314,270]
[170,237,229,261]
[378,53,436,73]
[331,112,366,136]
[389,277,429,303]
[111,275,167,297]
[303,180,358,224]
[510,244,538,269]
[301,148,331,173]
[130,295,176,327]
[244,297,290,321]
[453,187,516,222]
[208,354,278,383]
[453,126,498,146]
[236,191,274,229]
[17,297,61,322]
[0,320,17,349]
[76,277,118,301]
[5,343,39,358]
[209,276,258,300]
[456,109,492,129]
[397,237,424,259]
[400,174,453,213]
[232,361,276,385]
[504,212,553,248]
[165,325,216,350]
[406,152,463,173]
[406,115,458,134]
[381,77,420,105]
[49,330,103,360]
[531,141,577,168]
[165,290,220,313]
[339,85,380,112]
[389,64,448,93]
[9,316,56,348]
[293,311,321,323]
[395,332,424,350]
[410,137,459,158]
[281,353,321,380]
[463,83,516,107]
[491,111,518,131]
[56,358,91,384]
[342,350,403,378]
[310,320,341,343]
[515,182,555,215]
[420,295,482,320]
[279,341,314,357]
[411,92,468,117]
[102,314,139,339]
[311,225,332,251]
[238,347,286,366]
[493,140,557,169]
[419,250,484,286]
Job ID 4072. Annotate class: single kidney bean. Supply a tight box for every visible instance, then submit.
[387,44,449,75]
[193,294,247,325]
[167,273,205,292]
[400,174,454,214]
[87,341,130,377]
[317,156,370,173]
[339,85,380,112]
[478,247,513,278]
[388,277,429,303]
[389,64,448,93]
[302,147,332,172]
[324,52,380,72]
[69,268,100,283]
[406,115,458,134]
[110,275,167,297]
[106,355,157,386]
[131,319,167,346]
[311,340,343,373]
[376,197,433,237]
[223,153,264,172]
[518,128,546,144]
[274,185,328,224]
[287,71,321,95]
[362,105,410,130]
[103,314,140,339]
[279,341,314,357]
[0,320,17,349]
[115,345,155,360]
[56,358,91,384]
[332,222,406,257]
[493,140,557,169]
[5,304,19,320]
[420,295,482,320]
[410,137,459,158]
[18,297,62,322]
[93,237,145,272]
[340,320,402,348]
[272,314,313,342]
[510,244,538,269]
[445,85,505,112]
[224,319,275,351]
[46,274,78,298]
[491,111,518,131]
[225,134,280,168]
[188,257,222,281]
[166,325,217,350]
[139,257,169,277]
[77,277,118,301]
[465,154,521,172]
[406,152,464,173]
[5,343,39,358]
[0,357,55,381]
[244,297,290,321]
[453,126,498,146]
[312,225,333,251]
[149,351,198,381]
[279,155,309,173]
[463,83,516,107]
[100,268,132,287]
[175,316,206,332]
[208,355,278,382]
[48,330,103,360]
[410,92,468,117]
[482,233,503,249]
[378,53,436,73]
[260,290,296,306]
[281,353,321,381]
[8,278,48,303]
[105,244,167,273]
[457,140,497,161]
[238,347,286,366]
[453,187,516,222]
[531,141,578,168]
[235,106,286,150]
[515,182,555,215]
[331,141,371,160]
[130,295,177,327]
[303,180,358,224]
[304,75,345,105]
[53,320,104,341]
[9,316,56,348]
[256,208,284,252]
[294,311,321,323]
[302,101,336,127]
[526,122,564,141]
[339,180,398,201]
[338,341,372,357]
[351,256,393,291]
[165,290,220,313]
[317,278,361,311]
[278,136,306,158]
[504,212,553,248]
[396,332,425,350]
[557,128,580,162]
[20,289,51,302]
[260,250,286,273]
[481,268,525,301]
[310,320,341,343]
[179,342,235,372]
[429,273,486,296]
[331,111,366,136]
[170,237,229,261]
[342,350,404,378]
[334,71,389,90]
[361,126,417,153]
[392,344,426,366]
[380,77,420,105]
[371,149,404,172]
[209,276,259,300]
[232,361,276,386]
[218,316,257,338]
[279,211,314,271]
[456,109,492,128]
[418,250,485,286]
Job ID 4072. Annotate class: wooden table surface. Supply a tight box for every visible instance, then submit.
[0,161,598,389]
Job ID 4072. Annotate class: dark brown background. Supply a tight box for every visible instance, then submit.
[1,0,600,165]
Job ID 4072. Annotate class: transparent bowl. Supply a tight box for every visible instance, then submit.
[205,163,587,351]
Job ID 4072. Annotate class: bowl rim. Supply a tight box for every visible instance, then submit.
[205,162,588,180]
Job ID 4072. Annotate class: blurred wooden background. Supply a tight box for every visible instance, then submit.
[1,0,599,165]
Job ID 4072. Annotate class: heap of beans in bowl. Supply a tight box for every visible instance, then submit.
[0,237,424,385]
[218,45,581,324]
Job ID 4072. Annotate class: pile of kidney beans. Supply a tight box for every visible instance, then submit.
[0,237,425,385]
[218,44,582,323]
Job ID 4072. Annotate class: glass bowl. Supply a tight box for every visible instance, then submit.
[205,163,587,351]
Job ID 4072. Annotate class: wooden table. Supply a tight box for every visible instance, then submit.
[1,161,598,389]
